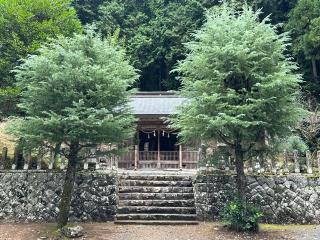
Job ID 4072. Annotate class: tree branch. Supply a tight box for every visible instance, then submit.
[217,130,234,146]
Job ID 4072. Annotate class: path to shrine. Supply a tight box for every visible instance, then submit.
[0,222,319,240]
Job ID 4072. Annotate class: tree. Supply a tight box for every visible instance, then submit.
[94,0,216,91]
[296,99,320,153]
[72,0,297,91]
[170,4,305,201]
[72,0,105,25]
[0,0,82,118]
[286,0,320,84]
[9,32,138,228]
[248,0,297,23]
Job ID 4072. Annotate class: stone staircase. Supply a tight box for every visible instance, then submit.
[115,173,198,225]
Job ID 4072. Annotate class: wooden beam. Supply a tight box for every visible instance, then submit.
[134,145,139,170]
[179,144,183,170]
[157,128,161,169]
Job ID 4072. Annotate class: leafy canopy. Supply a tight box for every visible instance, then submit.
[9,32,138,150]
[0,0,82,85]
[72,0,297,91]
[71,0,105,25]
[171,4,305,153]
[286,0,320,60]
[0,0,81,119]
[248,0,297,23]
[286,0,320,99]
[94,0,211,91]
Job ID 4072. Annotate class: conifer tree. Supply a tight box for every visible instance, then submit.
[171,4,305,201]
[9,32,138,227]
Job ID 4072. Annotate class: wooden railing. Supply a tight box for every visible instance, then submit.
[4,146,320,173]
[0,146,198,171]
[117,150,199,169]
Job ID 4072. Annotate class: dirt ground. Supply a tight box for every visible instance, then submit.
[0,222,319,240]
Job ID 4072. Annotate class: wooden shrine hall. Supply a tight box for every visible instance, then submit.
[116,92,199,170]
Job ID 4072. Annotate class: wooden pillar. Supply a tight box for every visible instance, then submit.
[157,129,161,169]
[134,145,139,170]
[179,144,183,170]
[293,150,300,173]
[306,150,313,174]
[0,147,7,170]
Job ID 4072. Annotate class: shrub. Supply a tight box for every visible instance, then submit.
[223,199,263,232]
[282,135,309,154]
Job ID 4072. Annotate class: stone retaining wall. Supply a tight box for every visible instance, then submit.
[1,170,320,224]
[194,173,320,224]
[0,171,117,222]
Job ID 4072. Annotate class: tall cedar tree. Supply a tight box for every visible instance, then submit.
[170,5,305,201]
[9,32,138,227]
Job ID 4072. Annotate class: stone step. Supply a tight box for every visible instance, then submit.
[116,213,197,221]
[118,199,195,207]
[119,175,193,182]
[114,220,199,225]
[119,186,193,193]
[117,206,196,214]
[118,192,194,200]
[120,180,193,187]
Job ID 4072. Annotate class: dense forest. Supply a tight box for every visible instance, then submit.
[71,0,318,95]
[0,0,319,116]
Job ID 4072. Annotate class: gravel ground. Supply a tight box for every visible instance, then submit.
[0,222,319,240]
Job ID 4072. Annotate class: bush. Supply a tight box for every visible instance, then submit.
[223,199,263,232]
[282,135,308,154]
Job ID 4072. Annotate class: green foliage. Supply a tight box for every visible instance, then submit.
[0,0,82,86]
[282,135,309,153]
[223,198,263,232]
[248,0,297,23]
[171,4,306,152]
[295,102,320,152]
[8,31,138,153]
[199,146,229,168]
[72,0,105,24]
[94,0,215,91]
[286,0,320,97]
[71,0,299,92]
[304,17,320,60]
[286,0,320,60]
[0,86,21,119]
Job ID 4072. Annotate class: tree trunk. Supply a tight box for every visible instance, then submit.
[234,141,246,202]
[57,141,79,228]
[312,59,318,82]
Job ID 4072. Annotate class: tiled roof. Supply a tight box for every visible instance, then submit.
[129,92,185,116]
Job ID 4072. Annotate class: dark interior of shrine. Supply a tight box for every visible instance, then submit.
[138,130,178,151]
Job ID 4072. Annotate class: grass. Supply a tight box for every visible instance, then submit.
[260,223,317,231]
[38,224,67,240]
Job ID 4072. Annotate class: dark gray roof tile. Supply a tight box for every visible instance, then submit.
[129,95,185,116]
